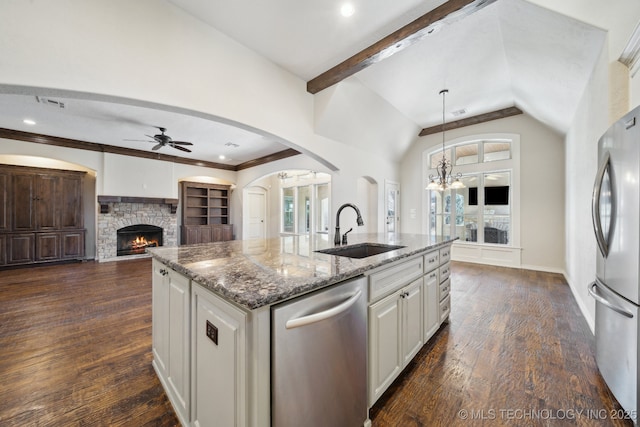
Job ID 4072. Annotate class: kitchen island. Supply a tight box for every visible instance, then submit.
[147,233,455,427]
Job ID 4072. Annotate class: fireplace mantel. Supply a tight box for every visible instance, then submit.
[97,195,179,214]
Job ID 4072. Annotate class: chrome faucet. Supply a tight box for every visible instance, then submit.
[334,203,364,245]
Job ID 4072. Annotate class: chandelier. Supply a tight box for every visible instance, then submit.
[426,89,465,191]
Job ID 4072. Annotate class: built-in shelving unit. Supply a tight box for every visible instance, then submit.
[180,181,233,245]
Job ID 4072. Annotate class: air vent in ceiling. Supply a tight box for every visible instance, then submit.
[451,108,467,117]
[35,96,65,109]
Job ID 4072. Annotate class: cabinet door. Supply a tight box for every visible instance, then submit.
[212,225,234,242]
[35,174,59,230]
[0,171,9,231]
[152,260,170,378]
[221,225,233,241]
[192,285,247,427]
[368,291,402,406]
[182,226,198,245]
[199,226,213,244]
[7,233,34,264]
[35,232,60,261]
[11,172,35,231]
[60,175,83,229]
[61,231,85,259]
[0,234,6,265]
[167,270,191,422]
[424,269,440,341]
[402,279,424,366]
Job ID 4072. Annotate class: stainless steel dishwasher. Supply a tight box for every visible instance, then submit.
[272,276,368,427]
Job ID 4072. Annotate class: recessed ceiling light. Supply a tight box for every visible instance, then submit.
[340,3,355,17]
[23,119,36,125]
[219,155,226,160]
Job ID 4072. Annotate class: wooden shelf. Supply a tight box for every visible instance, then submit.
[180,181,233,245]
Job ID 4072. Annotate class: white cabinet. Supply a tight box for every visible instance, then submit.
[168,271,191,420]
[151,259,191,426]
[152,260,170,377]
[402,278,424,366]
[423,268,440,341]
[368,274,423,405]
[367,244,453,408]
[369,288,402,405]
[191,283,247,427]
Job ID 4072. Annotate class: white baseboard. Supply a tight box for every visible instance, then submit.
[563,271,595,335]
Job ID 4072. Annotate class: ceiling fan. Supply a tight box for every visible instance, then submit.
[125,127,193,153]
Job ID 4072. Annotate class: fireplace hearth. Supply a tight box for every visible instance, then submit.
[117,224,163,256]
[97,197,177,261]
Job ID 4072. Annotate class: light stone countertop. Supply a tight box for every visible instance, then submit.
[147,233,455,311]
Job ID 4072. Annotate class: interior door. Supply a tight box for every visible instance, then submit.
[385,181,399,234]
[245,187,266,239]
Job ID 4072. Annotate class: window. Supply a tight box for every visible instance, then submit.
[282,188,294,233]
[426,137,518,246]
[280,172,331,235]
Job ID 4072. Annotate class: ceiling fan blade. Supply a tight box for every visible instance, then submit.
[171,141,194,146]
[171,145,192,153]
[152,143,163,151]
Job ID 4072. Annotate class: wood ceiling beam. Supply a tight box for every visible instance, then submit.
[418,106,523,136]
[306,0,496,94]
[0,128,300,171]
[235,148,301,170]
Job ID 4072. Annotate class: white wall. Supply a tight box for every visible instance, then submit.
[236,139,398,239]
[564,40,610,332]
[0,0,316,161]
[400,113,565,272]
[0,0,405,247]
[0,138,238,258]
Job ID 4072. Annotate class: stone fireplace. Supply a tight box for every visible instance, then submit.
[97,196,178,261]
[117,224,163,256]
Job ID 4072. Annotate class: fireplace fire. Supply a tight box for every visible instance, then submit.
[117,224,163,256]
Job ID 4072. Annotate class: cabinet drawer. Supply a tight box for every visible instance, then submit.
[439,278,450,302]
[439,247,451,265]
[439,262,451,284]
[424,268,438,284]
[424,250,439,273]
[369,257,423,302]
[440,295,451,322]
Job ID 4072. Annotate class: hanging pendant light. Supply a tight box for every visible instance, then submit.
[426,89,465,191]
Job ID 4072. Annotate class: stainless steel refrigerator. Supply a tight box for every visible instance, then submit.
[589,105,640,422]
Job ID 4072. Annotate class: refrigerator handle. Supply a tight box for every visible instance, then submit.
[285,290,362,329]
[588,281,633,318]
[591,152,611,257]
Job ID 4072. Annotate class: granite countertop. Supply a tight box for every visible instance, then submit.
[147,233,455,311]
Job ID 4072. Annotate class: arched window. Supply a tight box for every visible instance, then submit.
[424,134,520,249]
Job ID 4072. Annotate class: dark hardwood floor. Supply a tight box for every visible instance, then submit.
[0,259,632,426]
[0,259,177,426]
[370,262,632,427]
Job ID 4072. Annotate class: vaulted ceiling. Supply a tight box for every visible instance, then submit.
[0,0,630,167]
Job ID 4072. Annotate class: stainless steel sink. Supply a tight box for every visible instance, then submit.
[315,243,406,259]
